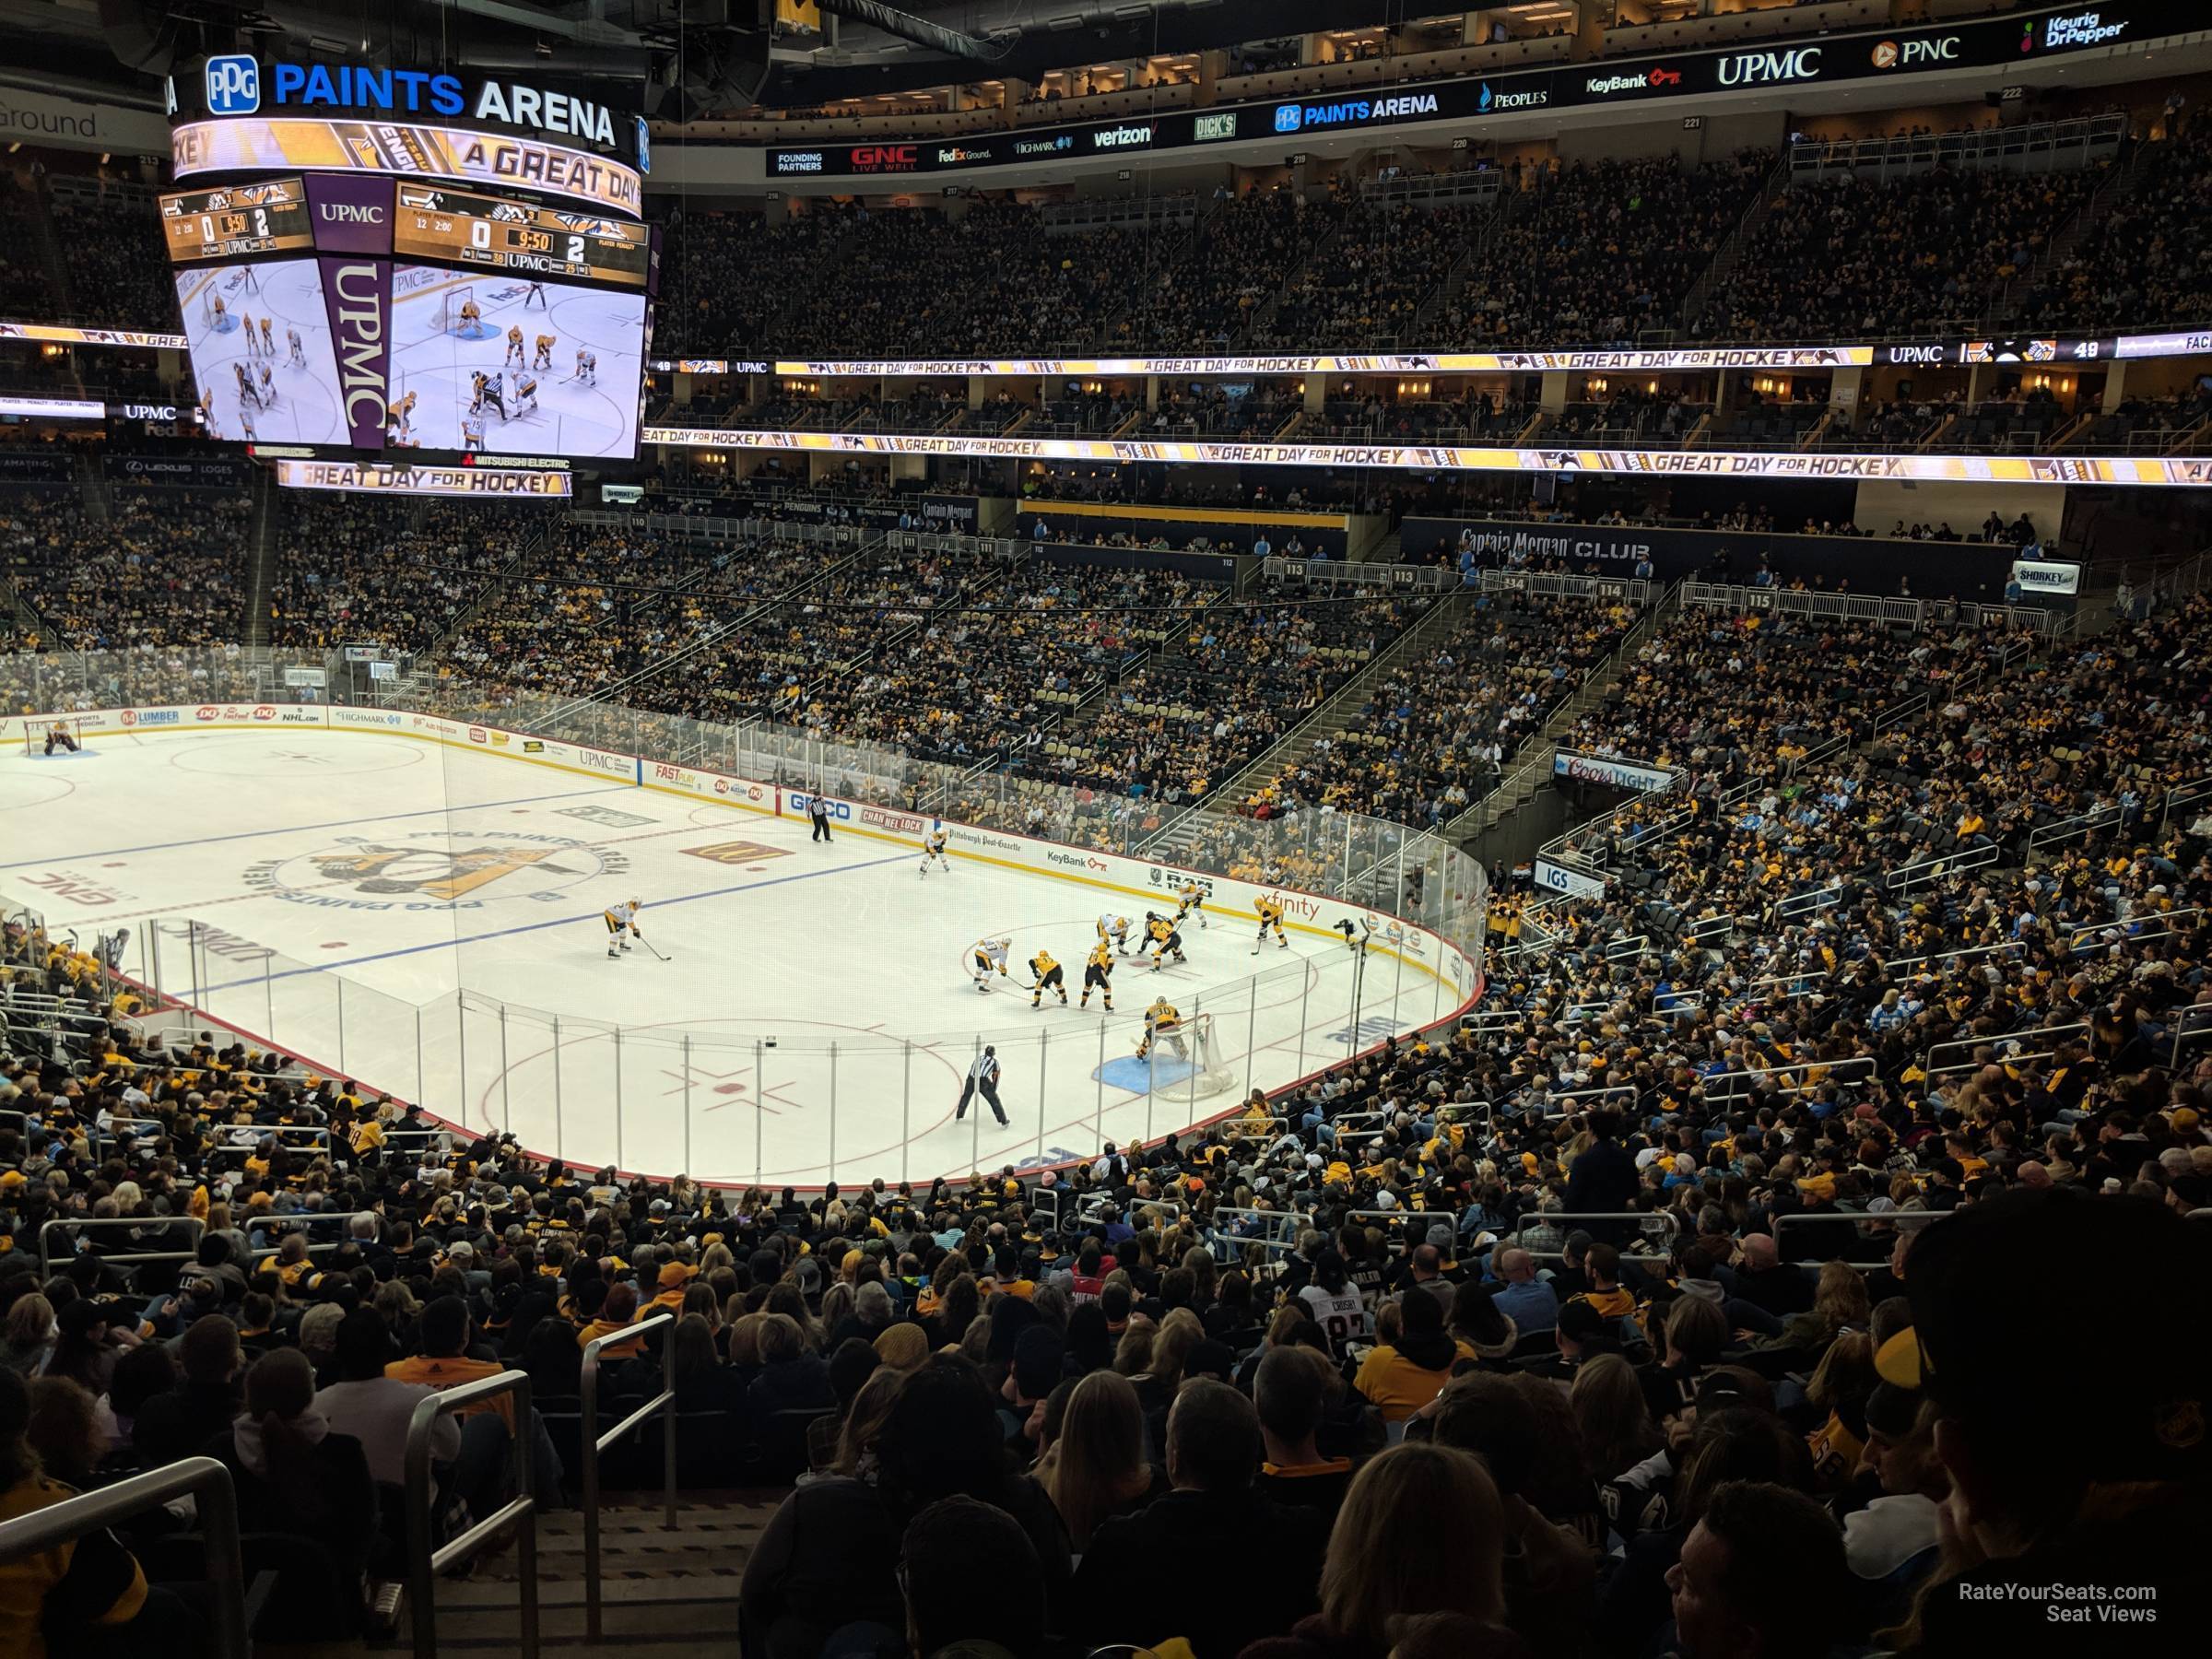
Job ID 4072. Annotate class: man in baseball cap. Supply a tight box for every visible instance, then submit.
[1875,1188,2207,1653]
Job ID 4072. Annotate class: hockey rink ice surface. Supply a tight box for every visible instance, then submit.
[389,264,645,457]
[1,729,1460,1186]
[176,259,351,446]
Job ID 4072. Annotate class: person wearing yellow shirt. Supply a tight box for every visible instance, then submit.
[576,1283,651,1359]
[646,1260,692,1316]
[385,1296,515,1431]
[1350,1291,1457,1424]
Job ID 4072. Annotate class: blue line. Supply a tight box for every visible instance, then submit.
[0,782,635,870]
[197,852,913,993]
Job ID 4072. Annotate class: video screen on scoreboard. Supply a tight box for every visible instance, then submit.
[174,259,352,444]
[388,264,646,458]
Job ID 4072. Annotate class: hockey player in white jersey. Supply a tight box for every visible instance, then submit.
[968,935,1011,992]
[1096,913,1135,956]
[919,822,950,876]
[604,899,644,959]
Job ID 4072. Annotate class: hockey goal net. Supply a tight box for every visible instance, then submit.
[435,286,478,334]
[21,717,94,756]
[1147,1011,1237,1100]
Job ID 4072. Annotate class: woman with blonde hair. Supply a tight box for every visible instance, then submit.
[1243,1441,1514,1659]
[1570,1351,1662,1484]
[1,1296,55,1378]
[1112,1312,1158,1377]
[829,1362,905,1477]
[1036,1371,1157,1550]
[1757,1258,1872,1359]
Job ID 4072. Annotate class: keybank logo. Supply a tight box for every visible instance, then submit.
[205,54,260,114]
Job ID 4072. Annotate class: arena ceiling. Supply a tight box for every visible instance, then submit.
[0,0,1400,121]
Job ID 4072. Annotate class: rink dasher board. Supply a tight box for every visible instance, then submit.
[3,701,1482,1005]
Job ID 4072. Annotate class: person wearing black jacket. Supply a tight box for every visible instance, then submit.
[1075,1380,1326,1659]
[1563,1110,1641,1242]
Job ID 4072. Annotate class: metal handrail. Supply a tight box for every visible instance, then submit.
[2068,905,2206,951]
[405,1369,539,1659]
[1923,1021,2089,1078]
[0,1455,247,1657]
[246,1207,385,1262]
[580,1310,679,1641]
[40,1214,205,1277]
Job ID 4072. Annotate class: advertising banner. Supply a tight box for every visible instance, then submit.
[1535,857,1609,901]
[274,459,574,497]
[1553,750,1678,793]
[171,118,642,217]
[642,428,2212,491]
[761,3,2183,180]
[314,256,392,450]
[2013,559,2083,595]
[1405,518,2021,598]
[105,453,254,488]
[303,173,395,254]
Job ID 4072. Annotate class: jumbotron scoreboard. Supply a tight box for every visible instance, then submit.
[160,177,315,263]
[161,51,658,483]
[391,187,653,289]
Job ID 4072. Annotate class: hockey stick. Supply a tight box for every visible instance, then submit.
[639,934,672,962]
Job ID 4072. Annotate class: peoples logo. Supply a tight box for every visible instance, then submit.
[244,830,627,912]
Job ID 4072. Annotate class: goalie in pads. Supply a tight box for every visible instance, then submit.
[1135,996,1187,1062]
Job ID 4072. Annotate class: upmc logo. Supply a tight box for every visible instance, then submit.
[205,54,260,113]
[849,145,918,172]
[1717,46,1822,86]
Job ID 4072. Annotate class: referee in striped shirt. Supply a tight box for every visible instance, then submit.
[956,1046,1008,1126]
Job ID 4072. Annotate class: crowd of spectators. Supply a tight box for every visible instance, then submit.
[265,499,557,653]
[49,194,178,331]
[2031,123,2212,334]
[1438,153,1771,347]
[1256,200,1489,348]
[1053,580,1417,806]
[3,487,247,650]
[1693,164,2098,342]
[6,564,2209,1645]
[1260,591,1638,829]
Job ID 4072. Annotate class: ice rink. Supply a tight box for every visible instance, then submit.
[1,727,1465,1187]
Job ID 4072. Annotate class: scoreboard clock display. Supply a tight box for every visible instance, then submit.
[159,177,314,263]
[391,185,652,288]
